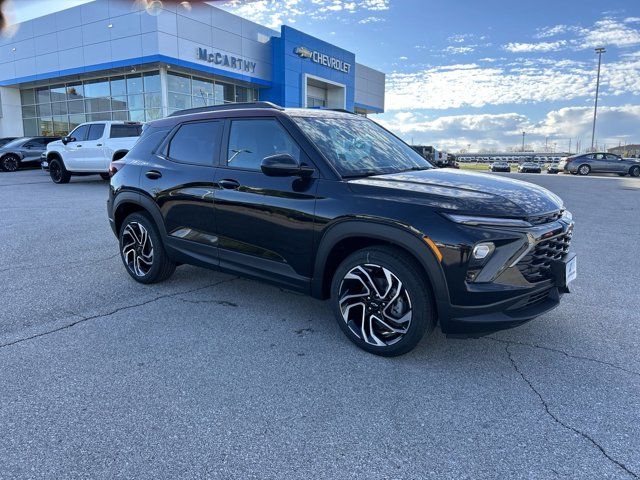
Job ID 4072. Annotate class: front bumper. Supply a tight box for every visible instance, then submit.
[437,214,574,335]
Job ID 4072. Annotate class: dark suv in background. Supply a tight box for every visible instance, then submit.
[108,102,576,356]
[0,136,60,172]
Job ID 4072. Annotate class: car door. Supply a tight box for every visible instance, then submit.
[81,123,107,171]
[64,124,90,170]
[213,117,319,291]
[591,153,608,172]
[142,120,223,266]
[20,138,46,163]
[605,154,625,173]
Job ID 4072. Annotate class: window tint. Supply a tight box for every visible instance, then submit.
[127,126,171,158]
[168,121,222,166]
[227,119,300,170]
[69,124,89,141]
[110,124,143,138]
[606,154,619,161]
[87,124,105,141]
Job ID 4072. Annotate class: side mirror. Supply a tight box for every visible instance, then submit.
[62,136,75,145]
[261,154,313,177]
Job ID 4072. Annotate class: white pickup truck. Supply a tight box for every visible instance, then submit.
[44,121,142,184]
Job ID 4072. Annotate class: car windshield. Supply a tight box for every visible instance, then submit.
[1,138,27,149]
[291,114,432,178]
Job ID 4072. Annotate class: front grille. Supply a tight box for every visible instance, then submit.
[526,211,562,225]
[517,231,572,282]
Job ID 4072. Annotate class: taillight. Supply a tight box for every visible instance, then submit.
[109,159,125,177]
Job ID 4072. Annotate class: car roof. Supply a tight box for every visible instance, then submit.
[149,103,357,130]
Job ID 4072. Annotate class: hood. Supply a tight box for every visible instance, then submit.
[48,140,63,148]
[348,169,563,217]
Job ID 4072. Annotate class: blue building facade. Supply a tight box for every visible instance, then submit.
[0,1,385,137]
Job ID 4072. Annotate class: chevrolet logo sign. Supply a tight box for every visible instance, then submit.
[294,46,313,59]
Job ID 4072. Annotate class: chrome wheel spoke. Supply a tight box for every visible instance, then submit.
[121,222,154,277]
[339,263,412,347]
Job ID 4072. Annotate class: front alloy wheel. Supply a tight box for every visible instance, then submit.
[630,166,640,177]
[331,246,435,356]
[339,264,412,347]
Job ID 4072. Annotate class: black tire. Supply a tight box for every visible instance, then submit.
[49,158,71,184]
[99,172,110,181]
[630,166,640,177]
[119,212,176,284]
[330,246,435,356]
[577,164,590,176]
[1,154,20,172]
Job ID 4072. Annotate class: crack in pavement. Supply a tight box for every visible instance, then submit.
[0,277,239,350]
[0,252,120,274]
[505,344,639,479]
[486,336,640,378]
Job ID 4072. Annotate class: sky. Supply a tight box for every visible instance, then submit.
[7,0,640,152]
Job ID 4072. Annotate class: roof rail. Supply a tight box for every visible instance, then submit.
[168,101,284,117]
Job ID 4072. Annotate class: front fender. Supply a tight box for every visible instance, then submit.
[311,219,451,319]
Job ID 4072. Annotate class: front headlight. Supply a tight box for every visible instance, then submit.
[562,210,573,221]
[442,213,532,228]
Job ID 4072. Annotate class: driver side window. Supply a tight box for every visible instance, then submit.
[227,119,300,170]
[69,125,89,142]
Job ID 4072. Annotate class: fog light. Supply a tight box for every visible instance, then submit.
[472,242,494,260]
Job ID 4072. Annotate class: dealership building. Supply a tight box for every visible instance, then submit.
[0,0,385,137]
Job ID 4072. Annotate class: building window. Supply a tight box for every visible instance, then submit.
[22,70,260,136]
[21,71,163,136]
[167,71,258,114]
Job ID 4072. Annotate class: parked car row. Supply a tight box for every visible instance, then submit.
[0,122,142,182]
[487,153,640,177]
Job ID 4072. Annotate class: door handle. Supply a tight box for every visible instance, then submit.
[96,143,103,147]
[145,170,162,180]
[218,179,240,190]
[76,144,82,148]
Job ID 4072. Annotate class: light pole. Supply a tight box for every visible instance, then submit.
[522,131,526,152]
[591,47,605,152]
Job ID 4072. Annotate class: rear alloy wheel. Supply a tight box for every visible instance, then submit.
[1,154,20,172]
[630,166,640,177]
[331,246,434,356]
[49,159,71,184]
[578,164,591,176]
[119,212,175,284]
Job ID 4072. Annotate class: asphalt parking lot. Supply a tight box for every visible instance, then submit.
[1,169,639,479]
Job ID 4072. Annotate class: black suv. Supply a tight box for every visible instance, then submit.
[107,102,576,356]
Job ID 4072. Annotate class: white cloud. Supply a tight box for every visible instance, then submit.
[385,57,640,111]
[504,40,567,53]
[443,46,475,54]
[534,24,571,39]
[219,0,388,28]
[582,18,640,48]
[358,16,384,24]
[376,106,640,152]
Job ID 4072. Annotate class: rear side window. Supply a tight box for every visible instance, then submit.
[87,124,105,141]
[167,121,222,166]
[70,124,89,141]
[127,126,171,158]
[110,124,142,138]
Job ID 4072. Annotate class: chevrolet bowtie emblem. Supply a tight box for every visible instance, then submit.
[294,46,313,59]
